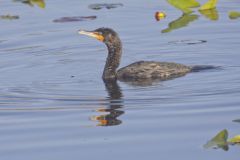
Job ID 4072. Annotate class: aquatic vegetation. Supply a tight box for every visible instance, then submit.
[167,0,218,13]
[162,14,199,33]
[167,0,200,14]
[199,0,218,11]
[199,8,218,20]
[204,129,229,151]
[155,11,166,21]
[160,0,220,33]
[53,16,97,23]
[204,129,240,151]
[13,0,45,8]
[228,135,240,144]
[229,11,240,20]
[88,3,123,10]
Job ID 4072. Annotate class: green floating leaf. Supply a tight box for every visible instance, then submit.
[13,0,45,8]
[162,14,199,33]
[204,129,229,151]
[228,135,240,144]
[199,8,219,21]
[229,11,240,20]
[199,0,218,11]
[31,0,46,8]
[167,0,200,14]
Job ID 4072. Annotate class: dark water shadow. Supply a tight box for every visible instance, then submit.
[0,15,19,20]
[88,3,123,10]
[233,119,240,123]
[90,80,124,126]
[168,39,207,45]
[53,16,97,23]
[119,74,187,87]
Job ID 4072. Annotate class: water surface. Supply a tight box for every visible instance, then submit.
[0,0,240,159]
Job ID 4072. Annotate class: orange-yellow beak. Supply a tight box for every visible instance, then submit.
[78,30,104,42]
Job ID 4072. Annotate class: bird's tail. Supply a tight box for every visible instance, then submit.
[190,65,221,72]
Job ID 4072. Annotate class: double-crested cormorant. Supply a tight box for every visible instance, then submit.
[78,28,216,83]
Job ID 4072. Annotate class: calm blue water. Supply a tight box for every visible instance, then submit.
[0,0,239,159]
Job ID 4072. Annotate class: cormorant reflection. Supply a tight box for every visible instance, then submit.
[90,80,124,126]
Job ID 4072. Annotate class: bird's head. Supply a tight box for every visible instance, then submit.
[78,27,120,45]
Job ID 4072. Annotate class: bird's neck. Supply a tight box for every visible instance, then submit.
[103,41,122,80]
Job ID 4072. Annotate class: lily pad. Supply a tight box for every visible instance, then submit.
[88,3,123,10]
[13,0,46,8]
[199,0,218,11]
[53,16,97,23]
[167,0,200,14]
[199,8,219,21]
[228,135,240,144]
[162,14,199,33]
[204,129,229,151]
[229,11,240,20]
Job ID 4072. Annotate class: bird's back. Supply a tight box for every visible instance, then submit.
[117,61,192,81]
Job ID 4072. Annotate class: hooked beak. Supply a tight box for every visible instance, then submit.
[78,30,104,42]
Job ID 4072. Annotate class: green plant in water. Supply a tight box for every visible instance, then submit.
[199,8,219,20]
[229,11,240,19]
[162,14,199,33]
[163,0,220,33]
[13,0,45,8]
[204,129,240,151]
[199,0,218,10]
[167,0,200,14]
[228,135,240,144]
[204,129,229,151]
[167,0,218,14]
